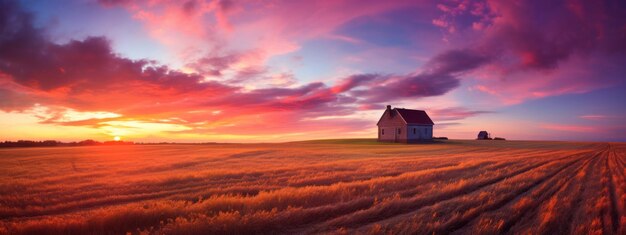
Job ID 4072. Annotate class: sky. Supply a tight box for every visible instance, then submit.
[0,0,625,143]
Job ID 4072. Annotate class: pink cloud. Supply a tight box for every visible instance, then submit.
[429,107,492,121]
[579,115,621,121]
[431,19,448,28]
[435,0,626,104]
[99,0,422,71]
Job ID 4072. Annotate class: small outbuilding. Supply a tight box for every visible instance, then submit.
[477,131,491,140]
[377,105,434,143]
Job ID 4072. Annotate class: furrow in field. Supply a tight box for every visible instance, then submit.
[1,159,502,234]
[0,158,482,220]
[619,150,626,168]
[4,164,339,204]
[604,145,621,233]
[391,160,528,199]
[303,158,546,219]
[360,150,588,233]
[611,148,626,179]
[154,156,586,234]
[272,159,536,231]
[373,150,592,235]
[500,149,601,234]
[160,160,505,230]
[611,148,626,235]
[0,158,470,219]
[446,152,592,234]
[384,150,590,202]
[302,151,589,233]
[1,145,562,209]
[567,145,611,234]
[189,161,499,214]
[4,155,462,205]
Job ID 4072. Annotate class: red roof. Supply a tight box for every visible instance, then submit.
[395,108,434,125]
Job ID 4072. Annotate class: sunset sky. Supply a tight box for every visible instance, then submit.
[1,0,625,142]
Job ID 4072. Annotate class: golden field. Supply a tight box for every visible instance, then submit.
[0,139,624,234]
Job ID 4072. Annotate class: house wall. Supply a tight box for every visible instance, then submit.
[378,125,406,142]
[406,125,433,142]
[377,109,407,142]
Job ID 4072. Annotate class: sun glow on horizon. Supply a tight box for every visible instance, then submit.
[113,136,121,141]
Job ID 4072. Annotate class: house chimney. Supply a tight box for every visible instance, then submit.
[387,105,394,117]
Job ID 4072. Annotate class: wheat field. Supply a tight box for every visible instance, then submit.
[0,140,624,234]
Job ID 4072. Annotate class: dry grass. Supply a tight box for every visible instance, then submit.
[0,140,623,234]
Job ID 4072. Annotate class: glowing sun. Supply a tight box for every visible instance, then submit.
[113,136,121,141]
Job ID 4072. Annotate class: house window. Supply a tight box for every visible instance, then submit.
[398,128,401,134]
[382,129,384,135]
[424,128,427,135]
[413,128,416,134]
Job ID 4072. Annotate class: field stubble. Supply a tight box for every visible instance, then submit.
[0,140,624,234]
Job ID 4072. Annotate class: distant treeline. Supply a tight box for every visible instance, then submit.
[0,140,134,148]
[0,140,224,148]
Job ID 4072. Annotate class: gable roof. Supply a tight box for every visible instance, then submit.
[377,107,435,126]
[395,108,434,125]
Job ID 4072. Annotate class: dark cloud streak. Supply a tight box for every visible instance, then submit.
[336,49,490,104]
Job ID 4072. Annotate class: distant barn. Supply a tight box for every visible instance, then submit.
[477,131,491,140]
[377,105,434,143]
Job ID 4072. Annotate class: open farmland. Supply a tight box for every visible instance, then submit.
[0,140,624,234]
